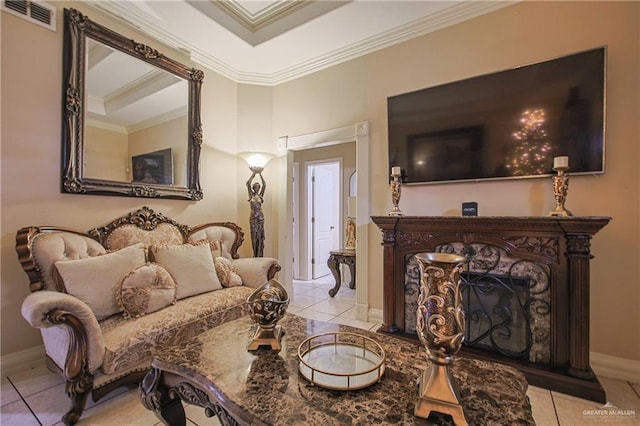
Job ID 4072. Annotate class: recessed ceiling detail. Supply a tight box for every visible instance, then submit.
[89,1,519,86]
[186,0,349,46]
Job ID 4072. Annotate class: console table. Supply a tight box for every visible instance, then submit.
[327,249,356,297]
[140,314,534,425]
[372,216,610,403]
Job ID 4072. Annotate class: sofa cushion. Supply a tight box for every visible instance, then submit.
[189,227,237,260]
[31,231,107,291]
[99,286,253,374]
[214,257,243,287]
[54,243,146,320]
[118,263,177,319]
[150,241,222,299]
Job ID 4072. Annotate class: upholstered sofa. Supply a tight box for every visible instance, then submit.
[16,207,280,425]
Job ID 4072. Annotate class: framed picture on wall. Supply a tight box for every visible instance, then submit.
[132,148,174,185]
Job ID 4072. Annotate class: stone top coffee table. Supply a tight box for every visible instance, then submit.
[140,313,535,425]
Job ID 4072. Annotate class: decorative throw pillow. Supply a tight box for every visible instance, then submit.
[150,241,222,299]
[117,263,177,319]
[209,240,222,259]
[214,256,243,287]
[54,243,146,320]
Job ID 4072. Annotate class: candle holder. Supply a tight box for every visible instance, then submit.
[389,171,403,217]
[548,166,573,217]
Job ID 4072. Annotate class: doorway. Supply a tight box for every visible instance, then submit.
[278,121,371,322]
[307,161,341,279]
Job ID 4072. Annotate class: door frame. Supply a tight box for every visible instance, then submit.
[292,162,300,279]
[278,122,370,322]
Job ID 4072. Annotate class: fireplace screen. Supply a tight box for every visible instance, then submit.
[461,271,530,358]
[404,243,551,364]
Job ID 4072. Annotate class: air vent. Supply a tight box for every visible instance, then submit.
[2,0,56,31]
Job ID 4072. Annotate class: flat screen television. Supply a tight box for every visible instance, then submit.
[132,148,174,185]
[387,47,606,184]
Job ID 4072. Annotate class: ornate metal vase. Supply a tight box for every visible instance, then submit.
[247,279,289,351]
[414,253,468,426]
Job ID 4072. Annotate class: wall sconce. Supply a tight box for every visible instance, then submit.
[239,152,274,257]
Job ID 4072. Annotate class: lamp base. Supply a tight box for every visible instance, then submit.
[247,325,284,351]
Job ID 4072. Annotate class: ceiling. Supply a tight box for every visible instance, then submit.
[88,0,518,86]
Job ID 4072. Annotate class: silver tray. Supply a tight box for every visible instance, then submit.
[297,332,386,390]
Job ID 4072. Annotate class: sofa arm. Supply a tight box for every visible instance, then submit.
[21,291,105,374]
[232,257,281,288]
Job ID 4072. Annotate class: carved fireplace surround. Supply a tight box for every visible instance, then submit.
[372,215,610,403]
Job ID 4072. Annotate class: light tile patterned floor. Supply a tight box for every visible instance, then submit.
[2,277,638,425]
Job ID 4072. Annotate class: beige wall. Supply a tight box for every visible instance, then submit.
[236,84,278,258]
[129,116,189,186]
[85,126,128,181]
[0,3,243,355]
[2,1,638,366]
[272,1,639,361]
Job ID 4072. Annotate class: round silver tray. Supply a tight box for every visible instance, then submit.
[297,332,386,390]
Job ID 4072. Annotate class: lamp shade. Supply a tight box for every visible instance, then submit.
[238,152,275,169]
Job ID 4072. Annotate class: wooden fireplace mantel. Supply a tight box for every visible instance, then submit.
[371,215,611,402]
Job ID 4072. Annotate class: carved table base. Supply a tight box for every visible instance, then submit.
[140,367,241,426]
[327,249,356,297]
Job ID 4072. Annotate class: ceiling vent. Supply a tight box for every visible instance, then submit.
[2,0,56,31]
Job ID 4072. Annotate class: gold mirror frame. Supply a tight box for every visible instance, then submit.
[62,8,204,200]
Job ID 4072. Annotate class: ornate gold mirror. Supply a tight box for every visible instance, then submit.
[62,8,204,200]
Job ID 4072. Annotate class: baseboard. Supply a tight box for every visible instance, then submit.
[0,345,45,378]
[368,308,383,324]
[591,351,640,383]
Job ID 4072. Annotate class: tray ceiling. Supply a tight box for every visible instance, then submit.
[88,0,518,85]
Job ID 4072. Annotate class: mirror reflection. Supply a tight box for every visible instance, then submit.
[62,8,203,200]
[84,39,188,186]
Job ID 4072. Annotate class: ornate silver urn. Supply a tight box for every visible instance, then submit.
[414,253,468,426]
[246,279,289,351]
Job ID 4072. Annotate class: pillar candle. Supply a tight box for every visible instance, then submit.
[553,156,569,169]
[391,166,401,176]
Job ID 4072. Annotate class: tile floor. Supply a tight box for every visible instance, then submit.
[2,277,639,425]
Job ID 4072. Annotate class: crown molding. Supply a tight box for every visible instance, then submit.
[196,0,519,85]
[89,1,519,86]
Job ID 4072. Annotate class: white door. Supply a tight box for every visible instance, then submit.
[309,162,340,278]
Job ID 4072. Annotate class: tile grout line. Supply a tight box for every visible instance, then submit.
[549,391,561,426]
[629,381,640,400]
[6,376,43,426]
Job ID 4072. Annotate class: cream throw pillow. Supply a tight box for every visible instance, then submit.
[214,256,243,287]
[54,243,146,320]
[117,263,177,319]
[151,242,222,299]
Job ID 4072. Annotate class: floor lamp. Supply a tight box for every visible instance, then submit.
[239,152,274,257]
